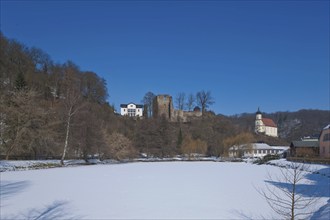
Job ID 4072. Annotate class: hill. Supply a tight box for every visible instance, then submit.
[228,109,330,142]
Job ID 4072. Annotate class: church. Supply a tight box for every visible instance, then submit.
[255,108,278,137]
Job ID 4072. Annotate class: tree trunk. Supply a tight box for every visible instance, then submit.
[61,113,71,166]
[5,130,19,160]
[5,146,14,160]
[291,169,297,220]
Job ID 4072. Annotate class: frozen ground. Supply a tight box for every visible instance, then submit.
[1,161,329,219]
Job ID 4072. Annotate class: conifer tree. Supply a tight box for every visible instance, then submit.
[15,72,27,90]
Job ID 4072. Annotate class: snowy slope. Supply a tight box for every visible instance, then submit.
[1,162,329,219]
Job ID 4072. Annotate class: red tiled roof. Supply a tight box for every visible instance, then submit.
[262,118,277,127]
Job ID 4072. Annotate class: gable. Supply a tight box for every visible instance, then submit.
[120,103,143,109]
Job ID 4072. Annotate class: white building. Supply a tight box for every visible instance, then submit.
[120,103,143,117]
[229,143,289,158]
[255,108,278,137]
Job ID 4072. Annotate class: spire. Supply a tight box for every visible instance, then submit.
[256,107,262,115]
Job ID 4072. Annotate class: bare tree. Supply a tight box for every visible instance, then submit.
[0,90,41,160]
[181,135,208,160]
[104,132,137,160]
[142,91,155,118]
[186,93,195,111]
[175,92,186,110]
[60,62,84,165]
[258,162,320,220]
[196,90,215,113]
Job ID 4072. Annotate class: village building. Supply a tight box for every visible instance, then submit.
[319,124,330,158]
[290,137,319,158]
[229,143,289,158]
[120,103,143,117]
[254,108,278,137]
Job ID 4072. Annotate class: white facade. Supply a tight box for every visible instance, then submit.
[120,103,143,117]
[229,143,289,158]
[264,126,278,137]
[255,110,278,137]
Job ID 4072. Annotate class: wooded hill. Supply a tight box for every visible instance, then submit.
[1,33,328,161]
[228,110,329,142]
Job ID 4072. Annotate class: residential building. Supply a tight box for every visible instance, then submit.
[120,103,143,117]
[255,108,278,137]
[319,124,330,158]
[229,143,288,158]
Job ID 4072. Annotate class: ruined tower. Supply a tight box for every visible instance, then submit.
[153,94,202,122]
[153,95,175,121]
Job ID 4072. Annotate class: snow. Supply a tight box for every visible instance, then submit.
[1,161,329,219]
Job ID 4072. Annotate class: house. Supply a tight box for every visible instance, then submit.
[120,103,143,117]
[229,143,289,158]
[290,137,319,158]
[319,124,330,158]
[255,108,278,137]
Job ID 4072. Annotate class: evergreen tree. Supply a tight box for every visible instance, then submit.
[15,72,27,90]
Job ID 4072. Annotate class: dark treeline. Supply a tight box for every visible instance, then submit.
[0,33,293,161]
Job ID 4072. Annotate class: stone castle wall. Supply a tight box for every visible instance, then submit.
[153,95,175,121]
[173,110,202,123]
[153,94,202,122]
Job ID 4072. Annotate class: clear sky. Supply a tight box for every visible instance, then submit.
[1,0,329,116]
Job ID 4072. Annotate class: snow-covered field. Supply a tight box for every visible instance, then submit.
[1,161,329,219]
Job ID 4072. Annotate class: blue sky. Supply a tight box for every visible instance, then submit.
[1,0,329,116]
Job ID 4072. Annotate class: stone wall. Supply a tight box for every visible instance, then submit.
[153,94,175,121]
[173,110,202,123]
[153,94,202,122]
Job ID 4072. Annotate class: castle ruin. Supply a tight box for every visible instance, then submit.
[153,94,202,122]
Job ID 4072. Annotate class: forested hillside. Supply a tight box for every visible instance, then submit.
[228,110,330,141]
[1,33,328,161]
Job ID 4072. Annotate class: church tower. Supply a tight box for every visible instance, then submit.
[255,107,265,134]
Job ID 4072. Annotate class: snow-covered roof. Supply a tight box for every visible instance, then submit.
[323,124,330,130]
[252,143,272,150]
[229,143,289,151]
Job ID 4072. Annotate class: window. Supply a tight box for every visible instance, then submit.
[323,133,330,142]
[128,109,136,117]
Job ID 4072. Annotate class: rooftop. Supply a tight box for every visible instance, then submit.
[262,118,277,127]
[120,103,143,108]
[291,140,319,148]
